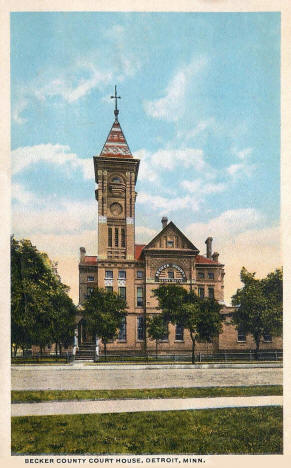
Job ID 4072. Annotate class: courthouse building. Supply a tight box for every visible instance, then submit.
[77,94,282,358]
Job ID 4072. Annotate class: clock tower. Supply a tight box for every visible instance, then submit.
[93,86,140,260]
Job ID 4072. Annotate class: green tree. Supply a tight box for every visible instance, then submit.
[232,267,283,359]
[11,237,53,355]
[147,314,168,359]
[154,285,224,363]
[11,236,77,356]
[50,289,77,355]
[82,288,127,358]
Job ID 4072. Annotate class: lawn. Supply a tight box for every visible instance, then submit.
[11,385,283,403]
[11,406,283,454]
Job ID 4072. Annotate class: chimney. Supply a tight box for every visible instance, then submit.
[80,247,86,262]
[212,252,219,263]
[205,237,213,259]
[161,217,168,229]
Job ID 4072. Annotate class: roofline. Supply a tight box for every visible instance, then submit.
[99,119,133,157]
[143,221,199,252]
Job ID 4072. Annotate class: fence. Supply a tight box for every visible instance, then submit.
[11,352,74,363]
[92,350,283,363]
[11,350,283,363]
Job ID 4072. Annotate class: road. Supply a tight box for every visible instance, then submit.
[11,365,282,390]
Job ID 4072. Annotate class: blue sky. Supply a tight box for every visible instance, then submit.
[11,12,281,303]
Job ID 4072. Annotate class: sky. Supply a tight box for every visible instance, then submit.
[11,12,281,305]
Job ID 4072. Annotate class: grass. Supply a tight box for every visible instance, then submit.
[86,360,281,365]
[11,385,283,403]
[11,362,69,366]
[11,358,68,365]
[11,406,283,454]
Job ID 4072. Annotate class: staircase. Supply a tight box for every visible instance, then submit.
[75,342,96,361]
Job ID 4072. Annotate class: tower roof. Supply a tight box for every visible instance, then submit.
[99,120,133,159]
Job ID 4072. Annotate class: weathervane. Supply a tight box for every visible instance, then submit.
[111,85,121,121]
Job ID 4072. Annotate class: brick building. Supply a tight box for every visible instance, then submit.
[77,97,282,357]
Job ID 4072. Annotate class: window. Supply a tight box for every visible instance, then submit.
[87,287,94,296]
[118,287,126,300]
[198,287,205,298]
[118,270,126,279]
[137,287,143,307]
[237,328,246,342]
[198,272,205,279]
[121,228,125,248]
[112,176,121,183]
[175,324,184,341]
[106,286,113,293]
[137,271,143,279]
[115,228,119,247]
[208,287,215,299]
[263,334,272,342]
[168,271,174,279]
[105,270,113,279]
[87,276,94,282]
[208,272,214,280]
[118,318,126,341]
[108,227,112,247]
[167,240,174,248]
[137,316,145,340]
[160,320,169,341]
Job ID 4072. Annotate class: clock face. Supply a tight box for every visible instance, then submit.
[110,202,122,216]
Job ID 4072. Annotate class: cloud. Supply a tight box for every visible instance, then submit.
[226,147,255,179]
[181,179,227,195]
[12,199,97,236]
[144,56,207,121]
[102,25,142,79]
[135,149,159,182]
[221,226,280,305]
[184,210,280,304]
[135,226,157,244]
[137,192,200,214]
[12,183,34,204]
[12,144,93,180]
[136,147,210,176]
[34,66,112,104]
[177,118,216,141]
[226,162,255,178]
[185,208,263,246]
[232,147,253,160]
[12,97,28,125]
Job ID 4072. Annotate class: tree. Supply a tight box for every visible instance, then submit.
[232,267,283,359]
[11,237,54,355]
[147,314,168,359]
[153,285,224,363]
[11,236,77,356]
[50,290,77,355]
[82,288,127,358]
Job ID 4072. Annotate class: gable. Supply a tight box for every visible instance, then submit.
[144,221,199,252]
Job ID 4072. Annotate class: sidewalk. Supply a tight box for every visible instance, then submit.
[11,395,283,417]
[12,361,283,371]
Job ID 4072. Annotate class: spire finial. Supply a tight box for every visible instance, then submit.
[110,85,121,121]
